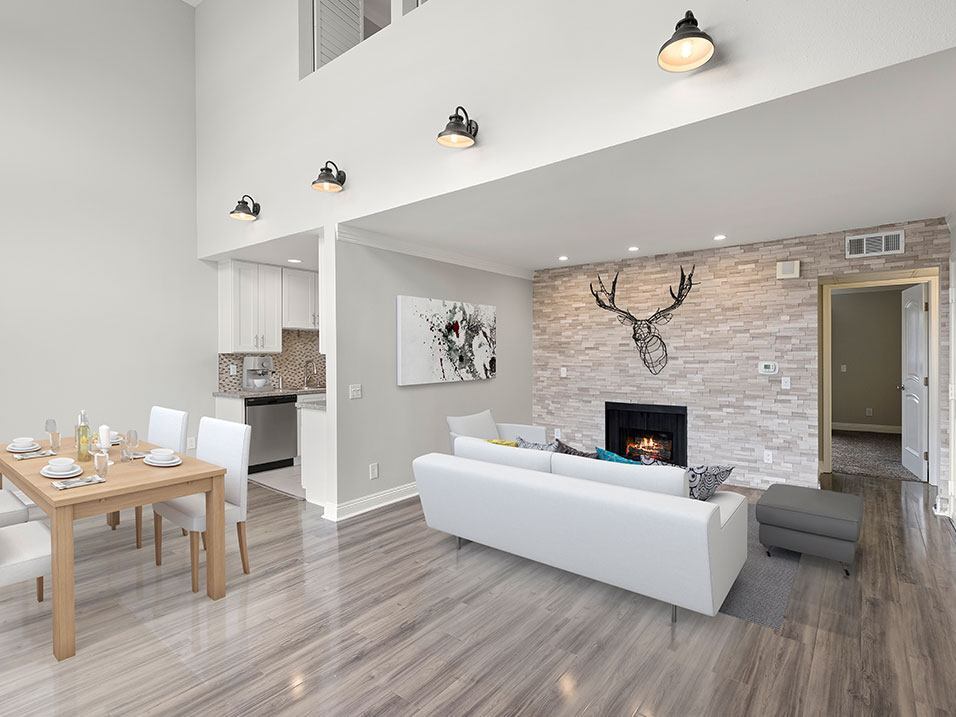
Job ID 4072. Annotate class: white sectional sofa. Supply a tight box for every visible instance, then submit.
[413,437,747,618]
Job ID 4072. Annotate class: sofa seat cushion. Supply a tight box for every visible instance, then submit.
[447,410,499,440]
[756,484,863,541]
[454,436,553,472]
[551,452,687,497]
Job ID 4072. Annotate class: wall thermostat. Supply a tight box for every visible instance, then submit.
[758,361,779,375]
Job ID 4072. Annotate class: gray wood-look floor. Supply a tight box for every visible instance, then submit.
[1,474,955,716]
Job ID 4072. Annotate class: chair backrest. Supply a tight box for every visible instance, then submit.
[196,417,251,520]
[147,406,189,453]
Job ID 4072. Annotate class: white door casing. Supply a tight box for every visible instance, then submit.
[901,283,928,481]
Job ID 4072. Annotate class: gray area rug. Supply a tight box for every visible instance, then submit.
[832,429,917,481]
[719,504,800,630]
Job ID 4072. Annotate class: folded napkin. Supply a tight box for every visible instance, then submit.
[51,474,106,490]
[14,449,57,460]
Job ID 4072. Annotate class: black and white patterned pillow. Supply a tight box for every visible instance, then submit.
[554,439,597,459]
[516,437,559,452]
[685,465,734,501]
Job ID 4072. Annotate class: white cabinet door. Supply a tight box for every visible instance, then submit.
[258,264,283,353]
[312,271,320,329]
[283,268,316,330]
[234,261,260,353]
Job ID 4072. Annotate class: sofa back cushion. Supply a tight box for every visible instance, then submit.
[551,452,688,497]
[454,436,553,473]
[447,410,499,440]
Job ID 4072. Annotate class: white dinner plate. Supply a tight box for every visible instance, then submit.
[6,443,41,453]
[41,465,83,479]
[143,456,183,468]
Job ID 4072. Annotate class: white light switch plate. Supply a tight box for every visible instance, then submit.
[559,367,568,378]
[369,462,379,480]
[187,436,196,450]
[229,364,237,376]
[554,429,562,439]
[763,449,773,464]
[349,384,362,399]
[781,377,791,390]
[841,364,847,373]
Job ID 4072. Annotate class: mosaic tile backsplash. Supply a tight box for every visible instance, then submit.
[218,330,326,392]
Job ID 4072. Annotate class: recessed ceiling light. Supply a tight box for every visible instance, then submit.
[287,258,303,264]
[558,255,569,262]
[713,234,726,241]
[628,246,639,252]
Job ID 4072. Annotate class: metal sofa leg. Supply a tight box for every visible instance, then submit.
[842,563,850,578]
[671,604,677,623]
[456,536,462,551]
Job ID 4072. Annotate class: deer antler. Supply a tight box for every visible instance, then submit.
[648,265,695,325]
[590,272,639,326]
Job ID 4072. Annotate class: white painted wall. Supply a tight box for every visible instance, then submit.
[195,0,956,259]
[333,238,533,506]
[0,0,217,443]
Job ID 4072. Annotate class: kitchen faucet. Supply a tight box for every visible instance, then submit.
[303,360,317,389]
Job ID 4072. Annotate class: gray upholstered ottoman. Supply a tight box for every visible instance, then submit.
[756,484,863,575]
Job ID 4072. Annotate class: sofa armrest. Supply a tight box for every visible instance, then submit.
[497,423,546,443]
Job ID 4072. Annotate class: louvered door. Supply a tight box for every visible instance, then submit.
[315,0,363,69]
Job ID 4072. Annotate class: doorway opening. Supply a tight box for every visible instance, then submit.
[819,269,940,484]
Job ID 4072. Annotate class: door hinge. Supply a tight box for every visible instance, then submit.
[924,451,929,461]
[924,302,929,312]
[924,376,929,387]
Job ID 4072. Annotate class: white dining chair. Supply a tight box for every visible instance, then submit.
[152,417,251,593]
[0,521,51,603]
[0,489,29,528]
[130,406,189,549]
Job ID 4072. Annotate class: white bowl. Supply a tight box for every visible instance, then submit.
[48,457,75,472]
[150,448,175,461]
[12,437,35,447]
[251,378,268,388]
[110,431,120,442]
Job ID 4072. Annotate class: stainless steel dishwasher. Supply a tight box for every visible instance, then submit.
[245,394,298,473]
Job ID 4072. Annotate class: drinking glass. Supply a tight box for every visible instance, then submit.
[127,429,139,454]
[93,450,109,478]
[45,419,61,452]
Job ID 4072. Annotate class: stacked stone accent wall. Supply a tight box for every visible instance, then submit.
[533,218,950,491]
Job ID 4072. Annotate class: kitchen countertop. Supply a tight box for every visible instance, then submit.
[213,388,326,399]
[296,397,327,411]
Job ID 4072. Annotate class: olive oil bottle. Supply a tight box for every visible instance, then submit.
[76,409,91,462]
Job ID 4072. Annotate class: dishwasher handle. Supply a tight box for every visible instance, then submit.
[245,394,298,407]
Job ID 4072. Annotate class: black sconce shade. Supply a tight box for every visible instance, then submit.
[312,161,346,193]
[229,195,260,221]
[658,11,715,72]
[437,106,479,148]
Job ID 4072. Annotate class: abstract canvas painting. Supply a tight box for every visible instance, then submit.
[397,295,497,386]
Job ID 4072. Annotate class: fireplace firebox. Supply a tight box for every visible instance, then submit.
[605,402,687,466]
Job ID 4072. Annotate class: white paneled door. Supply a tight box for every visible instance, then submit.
[901,284,928,481]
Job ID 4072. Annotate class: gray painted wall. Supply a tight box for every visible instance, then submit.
[335,242,533,503]
[0,0,216,442]
[832,289,903,427]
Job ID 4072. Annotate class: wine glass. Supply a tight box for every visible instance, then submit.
[93,450,109,479]
[45,419,60,452]
[127,429,139,456]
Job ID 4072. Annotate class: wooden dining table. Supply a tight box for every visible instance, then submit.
[0,437,227,661]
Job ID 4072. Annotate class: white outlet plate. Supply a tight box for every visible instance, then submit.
[369,462,379,480]
[763,449,773,464]
[781,377,791,390]
[865,408,873,417]
[229,364,237,376]
[840,364,847,373]
[560,367,568,378]
[186,436,196,450]
[349,384,363,399]
[554,428,562,439]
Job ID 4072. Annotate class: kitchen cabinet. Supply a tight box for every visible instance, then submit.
[219,261,283,353]
[282,267,319,330]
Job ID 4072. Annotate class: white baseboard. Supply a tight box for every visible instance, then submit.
[832,422,901,434]
[321,481,418,522]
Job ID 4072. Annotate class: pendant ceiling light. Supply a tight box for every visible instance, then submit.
[658,10,715,73]
[229,195,260,221]
[437,106,479,148]
[311,161,346,193]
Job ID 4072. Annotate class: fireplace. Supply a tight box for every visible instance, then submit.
[605,402,687,466]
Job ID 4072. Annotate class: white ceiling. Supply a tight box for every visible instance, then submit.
[345,49,956,272]
[211,230,320,271]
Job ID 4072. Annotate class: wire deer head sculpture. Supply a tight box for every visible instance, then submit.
[589,265,695,375]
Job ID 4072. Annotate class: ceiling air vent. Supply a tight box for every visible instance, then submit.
[845,230,905,259]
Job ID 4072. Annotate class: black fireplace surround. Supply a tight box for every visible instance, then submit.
[605,402,688,467]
